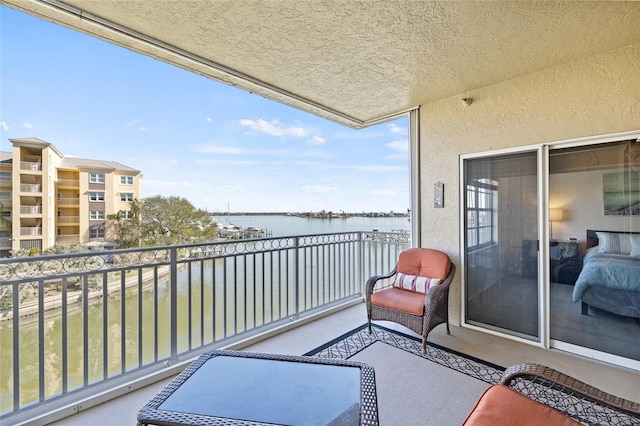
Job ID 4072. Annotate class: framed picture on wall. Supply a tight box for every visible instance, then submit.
[603,172,640,215]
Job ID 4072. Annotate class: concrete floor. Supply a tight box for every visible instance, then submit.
[48,302,640,425]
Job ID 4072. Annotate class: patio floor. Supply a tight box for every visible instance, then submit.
[50,302,639,425]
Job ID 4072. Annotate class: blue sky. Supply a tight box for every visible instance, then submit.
[0,6,409,213]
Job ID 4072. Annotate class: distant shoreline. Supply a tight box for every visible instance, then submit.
[210,211,409,217]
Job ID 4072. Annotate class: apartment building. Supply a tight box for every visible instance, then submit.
[0,137,141,257]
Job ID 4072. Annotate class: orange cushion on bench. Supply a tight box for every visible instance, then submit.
[370,287,425,316]
[462,385,581,426]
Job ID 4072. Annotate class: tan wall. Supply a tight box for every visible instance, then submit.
[419,43,640,326]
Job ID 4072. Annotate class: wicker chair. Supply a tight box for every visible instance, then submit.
[500,363,640,424]
[366,248,455,353]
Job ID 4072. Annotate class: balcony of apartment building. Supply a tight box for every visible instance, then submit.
[56,227,80,245]
[19,204,42,216]
[57,171,80,190]
[19,155,43,173]
[0,172,11,187]
[57,213,80,226]
[56,178,80,189]
[0,232,638,426]
[19,182,42,194]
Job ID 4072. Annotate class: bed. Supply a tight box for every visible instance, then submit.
[572,230,640,319]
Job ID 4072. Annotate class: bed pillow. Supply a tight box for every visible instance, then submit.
[393,272,441,294]
[596,232,632,255]
[630,235,640,257]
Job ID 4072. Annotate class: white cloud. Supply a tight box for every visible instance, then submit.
[206,117,213,122]
[0,121,8,131]
[387,123,406,134]
[192,143,291,156]
[239,118,307,138]
[308,135,326,145]
[127,119,140,127]
[23,122,33,129]
[139,126,149,132]
[303,185,339,193]
[195,158,266,166]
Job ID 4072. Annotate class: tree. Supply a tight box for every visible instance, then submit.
[108,198,142,248]
[139,195,217,246]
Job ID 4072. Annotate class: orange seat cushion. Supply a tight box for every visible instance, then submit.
[370,287,425,316]
[397,248,450,280]
[462,385,581,426]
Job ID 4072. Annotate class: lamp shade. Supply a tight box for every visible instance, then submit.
[549,208,564,222]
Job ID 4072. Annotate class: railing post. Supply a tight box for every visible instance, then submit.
[293,236,299,318]
[169,247,178,362]
[359,232,364,297]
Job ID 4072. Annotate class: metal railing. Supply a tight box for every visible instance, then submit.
[0,231,408,421]
[19,227,42,236]
[19,161,42,172]
[56,197,79,206]
[57,215,80,224]
[57,179,80,188]
[19,206,42,215]
[19,184,42,193]
[55,235,80,245]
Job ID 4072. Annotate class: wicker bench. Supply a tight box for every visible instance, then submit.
[463,363,640,425]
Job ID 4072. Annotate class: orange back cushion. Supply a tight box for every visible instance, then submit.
[397,248,450,280]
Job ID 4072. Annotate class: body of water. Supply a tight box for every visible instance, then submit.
[210,214,411,237]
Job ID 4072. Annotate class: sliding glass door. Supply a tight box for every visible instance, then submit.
[549,139,640,362]
[462,134,640,367]
[463,151,539,340]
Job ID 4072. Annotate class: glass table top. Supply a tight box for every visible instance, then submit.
[158,355,362,425]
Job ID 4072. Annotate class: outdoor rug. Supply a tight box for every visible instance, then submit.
[304,324,504,425]
[304,324,640,426]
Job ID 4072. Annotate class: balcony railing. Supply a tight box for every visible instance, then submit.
[56,235,81,245]
[19,227,42,236]
[57,216,80,224]
[57,179,80,188]
[20,206,42,215]
[19,161,42,172]
[0,231,408,422]
[0,237,11,249]
[19,184,42,193]
[56,197,79,206]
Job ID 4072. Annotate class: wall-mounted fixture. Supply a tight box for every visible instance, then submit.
[434,182,444,208]
[462,98,473,107]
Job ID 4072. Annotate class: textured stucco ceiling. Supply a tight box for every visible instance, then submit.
[4,0,640,128]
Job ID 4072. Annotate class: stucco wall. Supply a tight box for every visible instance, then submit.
[419,43,640,326]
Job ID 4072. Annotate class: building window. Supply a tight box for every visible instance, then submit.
[89,191,105,202]
[90,173,105,183]
[90,228,105,238]
[120,176,134,185]
[90,210,105,220]
[120,192,134,202]
[465,179,497,249]
[121,210,132,219]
